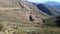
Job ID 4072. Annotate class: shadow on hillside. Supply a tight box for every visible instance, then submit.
[55,16,60,27]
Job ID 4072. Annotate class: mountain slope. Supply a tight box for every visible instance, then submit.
[44,1,60,10]
[0,0,44,25]
[0,0,49,34]
[37,4,60,16]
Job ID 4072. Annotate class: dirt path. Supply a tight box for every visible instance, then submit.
[0,8,21,10]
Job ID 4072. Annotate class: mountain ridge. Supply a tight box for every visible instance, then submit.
[43,1,60,9]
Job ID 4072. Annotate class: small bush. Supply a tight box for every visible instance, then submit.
[0,22,3,31]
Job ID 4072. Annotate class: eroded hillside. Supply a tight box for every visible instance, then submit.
[0,0,47,34]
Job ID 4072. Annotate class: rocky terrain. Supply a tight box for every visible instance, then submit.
[0,0,60,34]
[0,0,47,34]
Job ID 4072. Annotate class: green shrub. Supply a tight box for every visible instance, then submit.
[0,22,3,31]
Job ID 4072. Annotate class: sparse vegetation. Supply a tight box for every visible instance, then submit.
[0,0,60,34]
[0,22,3,31]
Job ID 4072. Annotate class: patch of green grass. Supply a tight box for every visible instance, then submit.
[0,22,3,31]
[35,27,60,34]
[45,16,57,26]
